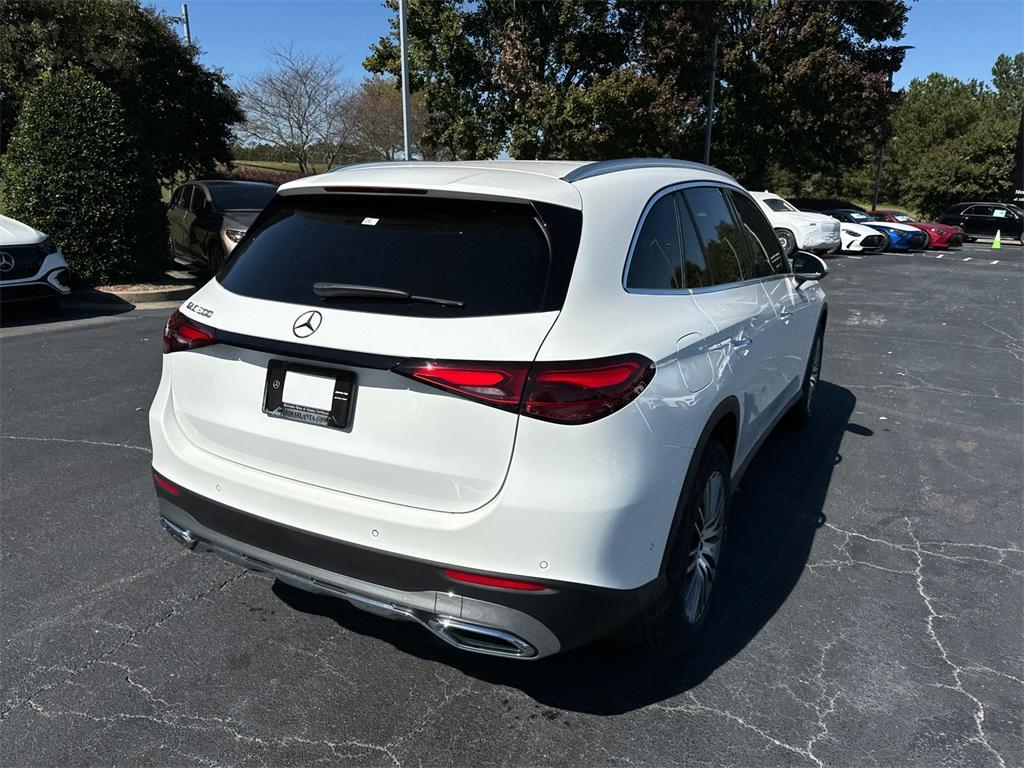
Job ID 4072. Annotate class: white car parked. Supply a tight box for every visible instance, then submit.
[837,221,888,253]
[0,214,72,302]
[752,192,841,256]
[150,159,829,659]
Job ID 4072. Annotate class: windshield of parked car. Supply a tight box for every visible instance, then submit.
[845,211,872,222]
[763,197,797,213]
[889,212,915,222]
[208,184,276,211]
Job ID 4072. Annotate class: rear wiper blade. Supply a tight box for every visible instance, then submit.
[313,282,464,308]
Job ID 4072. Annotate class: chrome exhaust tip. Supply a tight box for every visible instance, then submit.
[428,617,537,659]
[160,516,197,548]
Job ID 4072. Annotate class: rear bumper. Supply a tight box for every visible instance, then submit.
[155,477,662,659]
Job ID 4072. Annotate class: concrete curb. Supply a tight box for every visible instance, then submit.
[91,285,197,305]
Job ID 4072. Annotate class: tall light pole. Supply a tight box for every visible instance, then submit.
[181,3,191,46]
[872,45,913,210]
[703,30,719,166]
[398,0,413,161]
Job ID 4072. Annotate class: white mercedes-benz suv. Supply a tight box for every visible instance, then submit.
[0,214,72,303]
[752,192,842,256]
[150,159,829,659]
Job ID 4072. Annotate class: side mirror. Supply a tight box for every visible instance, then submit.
[791,251,829,284]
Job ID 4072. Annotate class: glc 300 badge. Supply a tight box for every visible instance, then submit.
[293,310,322,338]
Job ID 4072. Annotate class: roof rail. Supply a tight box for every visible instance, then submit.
[561,158,737,184]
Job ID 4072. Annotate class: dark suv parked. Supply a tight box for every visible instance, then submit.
[937,202,1023,239]
[168,181,277,271]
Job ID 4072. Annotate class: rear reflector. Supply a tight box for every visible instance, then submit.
[163,310,217,353]
[394,354,654,425]
[443,569,546,591]
[153,471,181,496]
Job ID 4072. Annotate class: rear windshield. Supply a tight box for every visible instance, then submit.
[218,194,582,318]
[209,183,277,211]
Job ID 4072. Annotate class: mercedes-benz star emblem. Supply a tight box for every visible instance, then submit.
[292,310,322,338]
[0,252,14,273]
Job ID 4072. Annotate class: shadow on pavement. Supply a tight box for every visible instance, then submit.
[0,291,135,328]
[273,380,861,715]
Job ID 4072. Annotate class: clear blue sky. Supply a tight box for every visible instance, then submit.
[152,0,1022,90]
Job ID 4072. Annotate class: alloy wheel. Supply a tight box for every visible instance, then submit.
[684,470,725,623]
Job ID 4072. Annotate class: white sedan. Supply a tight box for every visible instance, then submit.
[0,214,72,303]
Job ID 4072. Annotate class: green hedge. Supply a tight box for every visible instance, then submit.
[1,68,166,283]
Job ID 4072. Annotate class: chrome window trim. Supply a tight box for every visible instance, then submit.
[622,180,793,295]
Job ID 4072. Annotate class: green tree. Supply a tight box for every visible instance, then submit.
[708,0,910,189]
[365,0,909,189]
[1,69,165,282]
[885,53,1021,216]
[364,0,693,160]
[0,0,242,182]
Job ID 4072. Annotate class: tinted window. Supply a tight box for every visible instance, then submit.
[219,195,582,318]
[625,194,683,290]
[762,197,796,213]
[729,191,789,276]
[966,205,994,217]
[209,183,276,211]
[683,187,746,285]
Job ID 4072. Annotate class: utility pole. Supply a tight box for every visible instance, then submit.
[703,31,719,166]
[181,3,191,46]
[398,0,413,162]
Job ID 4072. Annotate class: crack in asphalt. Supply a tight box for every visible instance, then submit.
[0,434,152,453]
[0,570,248,723]
[807,517,1015,767]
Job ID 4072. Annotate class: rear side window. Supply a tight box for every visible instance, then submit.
[218,195,582,318]
[625,195,683,290]
[683,187,746,285]
[728,190,789,277]
[966,205,994,216]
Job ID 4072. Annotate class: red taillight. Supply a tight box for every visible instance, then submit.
[163,310,216,353]
[394,354,654,425]
[443,569,546,591]
[153,471,181,496]
[525,355,655,424]
[396,360,530,412]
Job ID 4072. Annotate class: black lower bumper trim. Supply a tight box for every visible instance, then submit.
[154,473,662,652]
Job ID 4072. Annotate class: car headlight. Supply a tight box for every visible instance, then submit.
[842,229,859,237]
[225,229,246,243]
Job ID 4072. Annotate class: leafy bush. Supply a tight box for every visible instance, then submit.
[1,68,166,283]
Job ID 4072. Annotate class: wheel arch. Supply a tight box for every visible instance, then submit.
[657,396,741,576]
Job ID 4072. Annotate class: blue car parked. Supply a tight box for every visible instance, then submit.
[822,209,928,251]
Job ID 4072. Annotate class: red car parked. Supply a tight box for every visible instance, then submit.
[867,210,966,248]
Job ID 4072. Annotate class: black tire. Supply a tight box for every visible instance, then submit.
[623,440,732,655]
[775,228,797,258]
[786,326,824,428]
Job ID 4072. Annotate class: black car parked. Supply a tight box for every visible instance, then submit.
[937,202,1024,239]
[168,181,277,272]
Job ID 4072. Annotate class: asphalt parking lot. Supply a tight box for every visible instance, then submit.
[2,240,1022,768]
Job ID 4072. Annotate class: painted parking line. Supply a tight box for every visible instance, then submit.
[992,260,1000,265]
[963,257,972,261]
